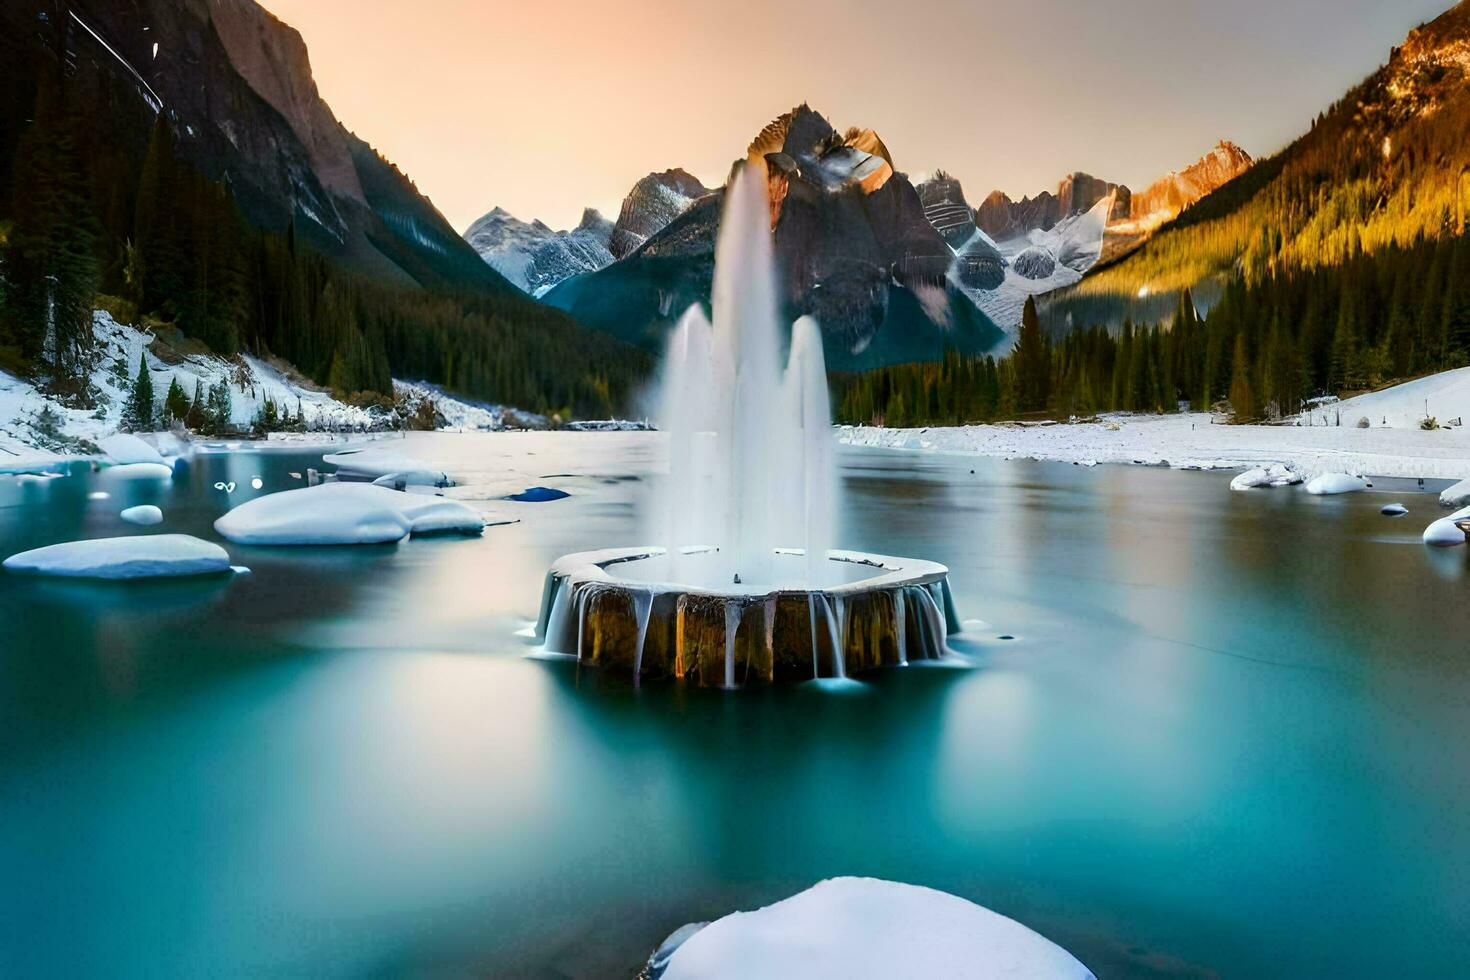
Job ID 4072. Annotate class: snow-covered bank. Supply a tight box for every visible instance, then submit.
[0,311,542,471]
[1301,366,1470,429]
[839,412,1470,483]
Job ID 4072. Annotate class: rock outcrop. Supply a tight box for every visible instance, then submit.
[1124,140,1253,226]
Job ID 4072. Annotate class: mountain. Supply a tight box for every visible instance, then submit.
[1100,140,1253,262]
[542,104,1006,371]
[608,169,711,258]
[914,143,1251,331]
[0,0,650,420]
[464,206,614,295]
[1043,2,1470,332]
[0,0,513,293]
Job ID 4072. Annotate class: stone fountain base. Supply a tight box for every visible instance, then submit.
[534,548,960,687]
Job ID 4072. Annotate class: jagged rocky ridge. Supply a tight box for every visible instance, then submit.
[541,104,1005,370]
[463,207,614,295]
[464,170,709,296]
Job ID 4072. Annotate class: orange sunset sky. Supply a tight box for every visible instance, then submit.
[261,0,1447,233]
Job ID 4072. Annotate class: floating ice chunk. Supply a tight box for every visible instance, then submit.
[88,491,110,500]
[1440,478,1470,508]
[3,534,231,579]
[1304,473,1371,495]
[1381,503,1408,516]
[214,482,482,545]
[657,877,1094,980]
[1423,506,1470,547]
[120,504,163,525]
[1231,464,1301,490]
[97,433,165,466]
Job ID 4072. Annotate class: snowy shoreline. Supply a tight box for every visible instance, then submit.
[839,412,1470,484]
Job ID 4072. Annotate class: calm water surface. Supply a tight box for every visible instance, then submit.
[1,433,1467,978]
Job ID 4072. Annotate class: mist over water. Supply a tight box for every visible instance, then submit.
[646,161,836,588]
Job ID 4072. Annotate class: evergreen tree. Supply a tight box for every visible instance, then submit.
[184,378,206,430]
[2,69,102,403]
[1014,297,1050,412]
[163,375,190,423]
[1228,335,1258,422]
[123,353,155,431]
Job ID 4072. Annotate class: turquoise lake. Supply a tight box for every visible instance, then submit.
[1,433,1467,977]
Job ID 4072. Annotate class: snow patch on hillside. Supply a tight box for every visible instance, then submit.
[1,311,539,470]
[1300,366,1470,429]
[962,196,1112,334]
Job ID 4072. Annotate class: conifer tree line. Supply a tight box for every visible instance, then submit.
[0,64,648,420]
[836,229,1470,427]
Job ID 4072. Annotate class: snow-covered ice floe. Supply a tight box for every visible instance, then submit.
[1230,463,1301,491]
[1423,506,1470,548]
[1304,473,1372,495]
[120,504,163,525]
[3,534,231,579]
[213,482,483,545]
[651,877,1094,980]
[1382,503,1409,516]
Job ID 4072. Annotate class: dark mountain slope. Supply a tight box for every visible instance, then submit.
[1044,1,1470,329]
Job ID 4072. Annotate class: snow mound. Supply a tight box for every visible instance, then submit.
[1440,477,1470,508]
[1423,506,1470,547]
[98,433,165,466]
[214,482,482,545]
[1230,463,1301,490]
[657,877,1093,980]
[120,504,163,525]
[1381,503,1408,516]
[3,534,231,579]
[1305,473,1371,495]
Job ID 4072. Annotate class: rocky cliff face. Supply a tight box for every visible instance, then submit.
[1,0,508,292]
[1124,140,1252,227]
[608,169,711,259]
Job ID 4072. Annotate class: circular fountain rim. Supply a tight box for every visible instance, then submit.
[547,546,950,600]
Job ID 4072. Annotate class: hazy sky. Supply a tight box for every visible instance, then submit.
[260,0,1450,233]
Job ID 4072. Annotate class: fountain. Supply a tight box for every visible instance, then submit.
[535,160,959,686]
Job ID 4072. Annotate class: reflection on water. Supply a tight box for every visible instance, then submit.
[1,436,1468,978]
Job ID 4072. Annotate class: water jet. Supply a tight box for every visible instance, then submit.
[535,160,959,685]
